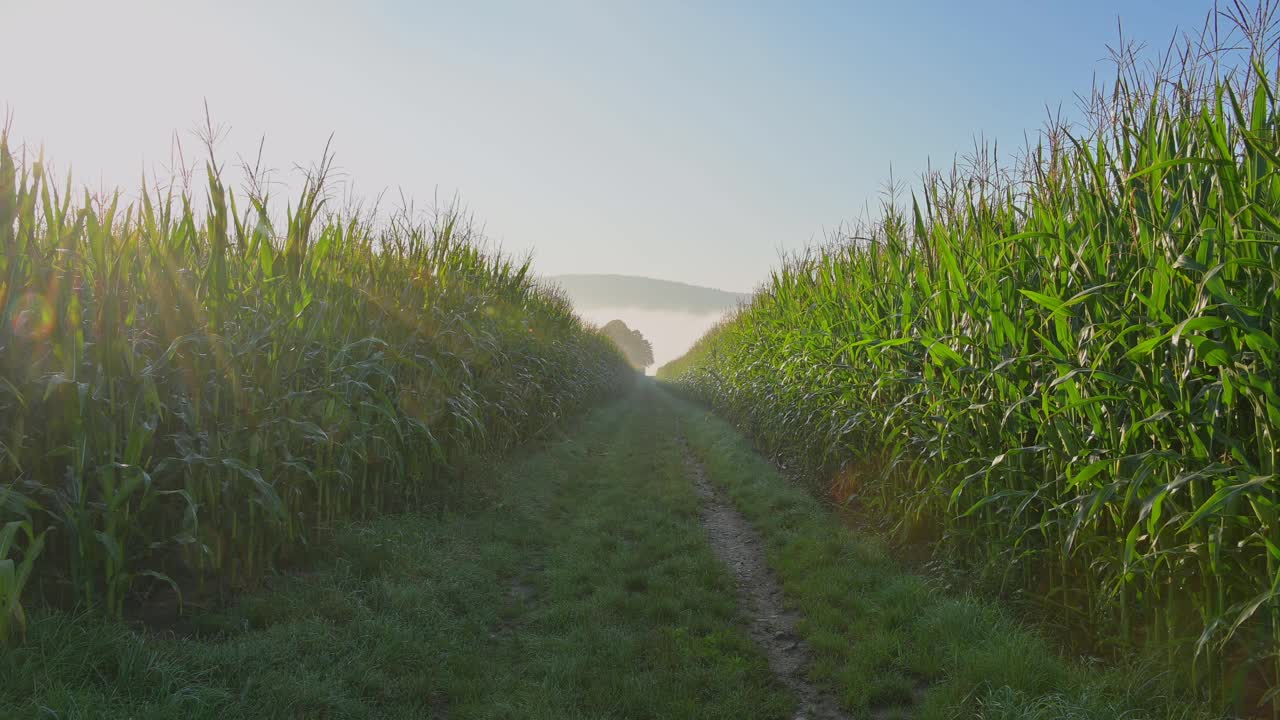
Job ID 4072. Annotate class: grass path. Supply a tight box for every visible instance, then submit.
[3,384,1218,719]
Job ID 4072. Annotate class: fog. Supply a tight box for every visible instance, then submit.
[575,307,730,375]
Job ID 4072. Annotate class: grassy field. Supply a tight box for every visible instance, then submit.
[658,13,1280,715]
[2,385,1218,718]
[0,132,632,641]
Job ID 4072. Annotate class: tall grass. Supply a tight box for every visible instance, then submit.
[662,6,1280,713]
[0,130,631,638]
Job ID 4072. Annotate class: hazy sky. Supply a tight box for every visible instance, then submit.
[4,0,1213,293]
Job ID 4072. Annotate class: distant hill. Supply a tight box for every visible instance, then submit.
[546,274,749,314]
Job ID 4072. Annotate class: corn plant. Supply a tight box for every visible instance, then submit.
[0,518,46,644]
[0,129,631,629]
[662,6,1280,713]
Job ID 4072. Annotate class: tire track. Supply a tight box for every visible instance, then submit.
[682,442,851,720]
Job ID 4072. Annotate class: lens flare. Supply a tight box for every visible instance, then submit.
[11,292,55,341]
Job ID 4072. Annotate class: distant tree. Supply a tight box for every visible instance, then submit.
[601,319,654,370]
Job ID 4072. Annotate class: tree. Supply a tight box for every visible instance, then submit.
[600,319,654,371]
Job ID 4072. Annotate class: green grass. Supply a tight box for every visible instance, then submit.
[659,9,1280,711]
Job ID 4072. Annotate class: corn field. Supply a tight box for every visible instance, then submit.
[0,133,632,641]
[661,8,1280,713]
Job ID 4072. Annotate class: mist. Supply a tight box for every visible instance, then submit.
[575,306,729,374]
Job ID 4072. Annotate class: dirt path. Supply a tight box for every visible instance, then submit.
[683,443,852,720]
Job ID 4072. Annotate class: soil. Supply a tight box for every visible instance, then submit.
[682,443,852,720]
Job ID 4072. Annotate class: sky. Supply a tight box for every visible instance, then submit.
[3,0,1217,294]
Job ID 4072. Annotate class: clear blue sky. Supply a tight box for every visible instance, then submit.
[4,0,1214,292]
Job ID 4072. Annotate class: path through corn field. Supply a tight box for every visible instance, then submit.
[6,383,1208,719]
